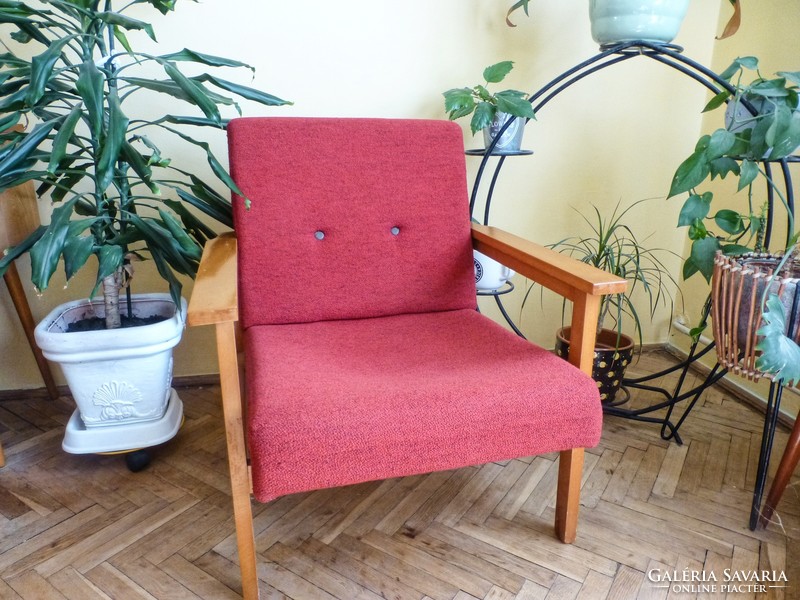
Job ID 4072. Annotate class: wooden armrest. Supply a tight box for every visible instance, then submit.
[471,223,627,301]
[187,232,238,326]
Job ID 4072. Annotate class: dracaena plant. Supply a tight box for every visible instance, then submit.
[0,0,290,328]
[443,61,535,136]
[667,56,800,386]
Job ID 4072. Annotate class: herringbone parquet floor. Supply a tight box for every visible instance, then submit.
[0,350,798,600]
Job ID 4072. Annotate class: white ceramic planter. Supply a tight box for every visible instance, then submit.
[589,0,690,46]
[35,293,186,428]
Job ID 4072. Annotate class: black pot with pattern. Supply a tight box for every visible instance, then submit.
[555,327,634,404]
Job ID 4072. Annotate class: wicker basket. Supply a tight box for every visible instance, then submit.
[711,251,800,383]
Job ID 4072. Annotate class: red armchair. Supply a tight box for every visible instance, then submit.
[188,117,626,599]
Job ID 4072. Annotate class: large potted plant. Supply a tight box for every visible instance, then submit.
[443,61,536,154]
[0,1,289,449]
[506,0,742,44]
[667,56,800,386]
[530,199,680,402]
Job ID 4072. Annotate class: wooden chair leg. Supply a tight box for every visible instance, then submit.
[216,321,260,600]
[760,416,800,527]
[555,447,584,543]
[0,440,5,468]
[4,262,60,400]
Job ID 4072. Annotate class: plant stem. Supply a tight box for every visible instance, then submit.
[102,271,122,329]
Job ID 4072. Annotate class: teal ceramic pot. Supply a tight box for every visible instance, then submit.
[589,0,690,46]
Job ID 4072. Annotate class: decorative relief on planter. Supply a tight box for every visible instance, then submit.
[90,380,156,423]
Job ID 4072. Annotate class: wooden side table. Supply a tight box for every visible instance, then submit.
[1,180,60,467]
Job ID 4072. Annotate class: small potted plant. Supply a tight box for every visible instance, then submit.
[506,0,741,45]
[0,0,289,450]
[443,61,535,154]
[667,56,800,387]
[528,199,680,402]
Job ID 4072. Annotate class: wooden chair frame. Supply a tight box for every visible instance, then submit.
[187,223,626,599]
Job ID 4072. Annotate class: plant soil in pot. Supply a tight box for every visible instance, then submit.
[589,0,690,46]
[555,326,634,403]
[35,293,186,428]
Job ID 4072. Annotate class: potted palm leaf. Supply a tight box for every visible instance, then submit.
[0,0,289,440]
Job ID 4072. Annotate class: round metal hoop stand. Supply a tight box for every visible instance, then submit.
[468,40,798,530]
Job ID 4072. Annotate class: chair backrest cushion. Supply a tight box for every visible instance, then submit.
[227,117,477,328]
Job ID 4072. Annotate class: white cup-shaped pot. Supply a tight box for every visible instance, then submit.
[474,250,515,291]
[35,293,186,428]
[589,0,690,46]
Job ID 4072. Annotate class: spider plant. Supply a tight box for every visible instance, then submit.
[525,198,680,350]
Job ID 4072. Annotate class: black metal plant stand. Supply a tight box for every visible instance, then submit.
[468,40,798,530]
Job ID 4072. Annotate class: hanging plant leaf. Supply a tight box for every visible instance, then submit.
[756,294,800,386]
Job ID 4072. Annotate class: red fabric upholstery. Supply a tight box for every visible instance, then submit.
[226,117,603,506]
[228,117,477,328]
[245,309,602,502]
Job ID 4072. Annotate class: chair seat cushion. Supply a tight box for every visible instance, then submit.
[245,309,602,503]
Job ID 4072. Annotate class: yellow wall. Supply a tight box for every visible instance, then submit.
[2,0,784,395]
[669,0,800,420]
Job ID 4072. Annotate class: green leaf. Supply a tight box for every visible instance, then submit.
[777,70,800,87]
[690,236,721,282]
[93,245,124,294]
[76,60,104,140]
[469,102,495,135]
[29,198,78,292]
[721,244,752,256]
[714,209,744,235]
[756,294,800,386]
[493,92,535,119]
[165,127,245,198]
[112,26,133,54]
[162,198,217,242]
[668,148,710,197]
[688,219,708,241]
[443,87,475,119]
[157,208,202,260]
[703,90,731,113]
[95,93,129,191]
[738,159,759,190]
[708,156,740,180]
[25,35,73,106]
[706,128,736,159]
[96,11,156,41]
[482,61,514,84]
[682,256,700,280]
[0,225,44,278]
[159,48,254,72]
[0,118,57,181]
[162,61,221,125]
[677,193,712,227]
[48,106,82,174]
[62,234,94,280]
[192,74,291,108]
